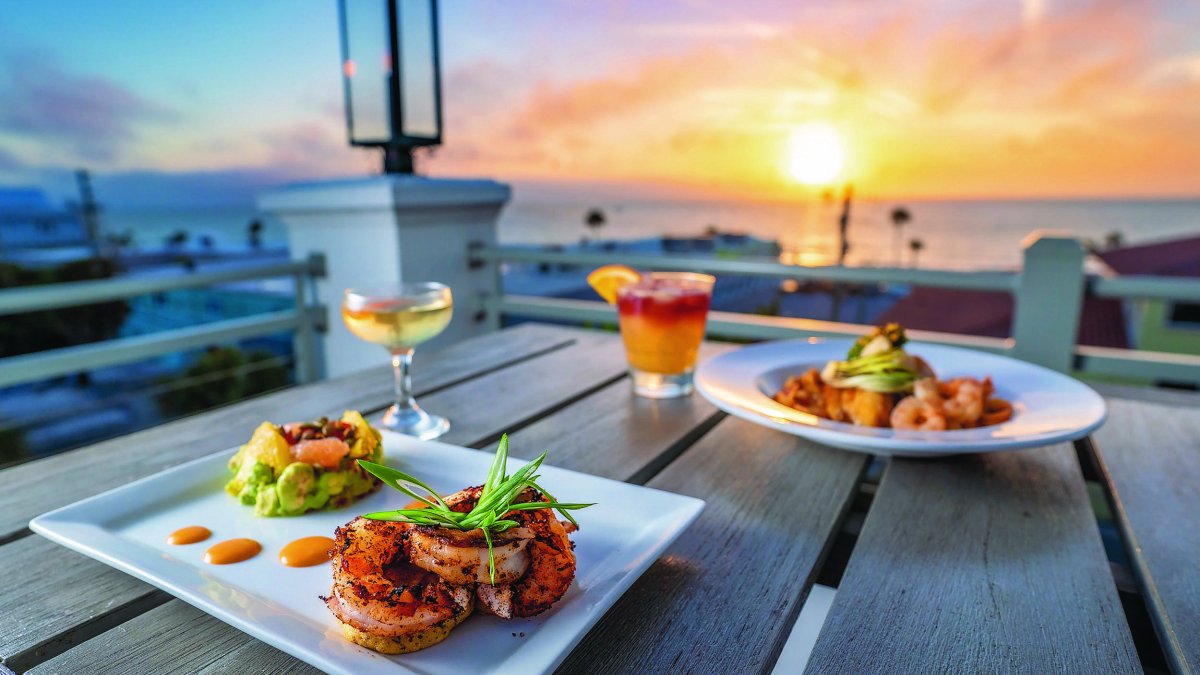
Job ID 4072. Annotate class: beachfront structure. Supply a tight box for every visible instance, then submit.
[1095,235,1200,366]
[0,187,92,264]
[3,173,1199,465]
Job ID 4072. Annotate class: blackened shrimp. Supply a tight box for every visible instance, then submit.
[407,486,536,585]
[324,517,473,652]
[475,494,576,619]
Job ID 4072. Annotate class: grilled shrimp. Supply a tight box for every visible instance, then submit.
[407,486,535,585]
[890,395,947,431]
[913,378,942,405]
[475,495,576,619]
[324,517,473,638]
[981,397,1014,426]
[412,485,576,619]
[941,378,985,426]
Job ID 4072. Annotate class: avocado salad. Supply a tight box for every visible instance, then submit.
[224,410,384,516]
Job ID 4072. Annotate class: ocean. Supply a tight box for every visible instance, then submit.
[101,194,1200,271]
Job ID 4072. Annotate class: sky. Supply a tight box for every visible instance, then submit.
[1,0,1199,209]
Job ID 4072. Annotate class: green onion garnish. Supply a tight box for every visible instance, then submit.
[357,434,593,583]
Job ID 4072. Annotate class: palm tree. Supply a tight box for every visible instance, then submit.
[247,219,264,249]
[890,207,911,265]
[909,237,925,267]
[584,208,606,243]
[165,229,189,248]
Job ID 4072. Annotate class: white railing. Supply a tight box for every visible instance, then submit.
[0,254,326,389]
[473,234,1200,387]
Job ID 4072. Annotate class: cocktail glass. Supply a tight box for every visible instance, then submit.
[615,272,715,398]
[341,282,452,440]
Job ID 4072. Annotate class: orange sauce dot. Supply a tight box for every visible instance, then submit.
[204,538,262,565]
[279,536,336,567]
[166,526,211,546]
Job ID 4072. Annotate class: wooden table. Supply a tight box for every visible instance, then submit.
[2,324,1196,674]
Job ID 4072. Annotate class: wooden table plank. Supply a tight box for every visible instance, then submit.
[430,329,629,448]
[559,417,869,674]
[504,342,730,483]
[0,535,166,672]
[28,602,320,675]
[1092,381,1200,407]
[1091,398,1200,674]
[28,340,731,674]
[0,323,576,541]
[507,376,720,483]
[806,445,1141,674]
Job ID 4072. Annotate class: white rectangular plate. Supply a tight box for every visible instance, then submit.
[30,431,705,674]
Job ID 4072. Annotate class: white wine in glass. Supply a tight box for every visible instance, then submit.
[342,282,453,440]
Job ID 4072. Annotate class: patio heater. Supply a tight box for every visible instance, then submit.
[337,0,443,174]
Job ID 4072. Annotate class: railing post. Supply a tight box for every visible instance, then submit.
[467,241,502,331]
[487,250,503,331]
[292,253,327,384]
[1011,233,1086,372]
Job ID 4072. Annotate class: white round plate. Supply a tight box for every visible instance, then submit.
[695,338,1107,457]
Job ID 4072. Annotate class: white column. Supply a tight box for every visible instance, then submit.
[258,176,511,379]
[1011,232,1086,372]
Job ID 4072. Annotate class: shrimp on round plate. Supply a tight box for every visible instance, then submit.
[890,393,948,431]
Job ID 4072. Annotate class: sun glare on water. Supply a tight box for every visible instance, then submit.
[786,122,846,186]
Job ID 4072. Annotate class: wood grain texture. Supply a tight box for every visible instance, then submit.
[558,417,869,674]
[503,342,733,483]
[26,341,728,674]
[1091,398,1200,674]
[0,535,161,671]
[806,445,1141,674]
[27,601,320,675]
[429,328,630,448]
[1091,382,1200,408]
[0,323,576,540]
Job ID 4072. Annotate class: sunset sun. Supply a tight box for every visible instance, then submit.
[786,123,846,186]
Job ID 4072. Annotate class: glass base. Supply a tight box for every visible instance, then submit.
[380,404,450,440]
[631,369,694,399]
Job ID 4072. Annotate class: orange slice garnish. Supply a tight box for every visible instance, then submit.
[587,265,641,304]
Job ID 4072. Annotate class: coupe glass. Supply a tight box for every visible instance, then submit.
[341,282,453,440]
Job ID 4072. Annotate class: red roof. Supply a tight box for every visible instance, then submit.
[877,288,1128,349]
[1096,234,1200,278]
[878,233,1200,349]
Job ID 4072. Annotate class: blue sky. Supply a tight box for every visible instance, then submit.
[2,0,1199,208]
[2,0,744,206]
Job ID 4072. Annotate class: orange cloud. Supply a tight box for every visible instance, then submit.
[427,0,1200,199]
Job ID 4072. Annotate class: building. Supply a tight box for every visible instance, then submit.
[0,187,94,265]
[875,286,1128,348]
[1095,234,1200,357]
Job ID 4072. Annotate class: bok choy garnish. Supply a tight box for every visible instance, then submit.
[822,323,920,393]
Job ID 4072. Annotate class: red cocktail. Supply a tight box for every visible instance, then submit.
[616,272,715,398]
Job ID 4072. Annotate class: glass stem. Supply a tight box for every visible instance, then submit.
[391,348,416,411]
